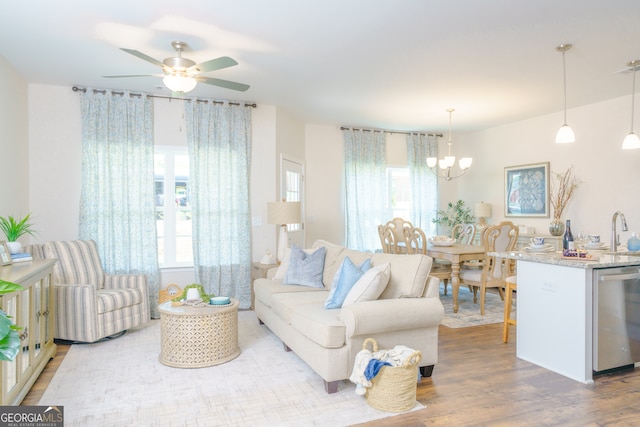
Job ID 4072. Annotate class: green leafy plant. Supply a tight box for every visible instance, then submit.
[0,279,25,361]
[432,200,475,235]
[0,213,36,242]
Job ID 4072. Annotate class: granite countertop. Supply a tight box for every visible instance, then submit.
[490,250,640,269]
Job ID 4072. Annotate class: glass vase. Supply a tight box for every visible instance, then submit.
[549,219,565,236]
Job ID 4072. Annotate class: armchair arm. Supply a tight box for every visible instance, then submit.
[104,274,148,290]
[339,297,444,338]
[53,283,99,338]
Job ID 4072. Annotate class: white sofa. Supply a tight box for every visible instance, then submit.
[254,240,444,393]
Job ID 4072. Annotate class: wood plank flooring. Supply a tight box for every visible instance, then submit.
[22,323,640,426]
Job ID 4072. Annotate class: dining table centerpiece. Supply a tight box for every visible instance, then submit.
[549,165,579,236]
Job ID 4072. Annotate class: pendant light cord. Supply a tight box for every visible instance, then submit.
[562,49,568,125]
[631,62,637,133]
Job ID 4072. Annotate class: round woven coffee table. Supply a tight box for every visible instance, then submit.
[158,299,240,368]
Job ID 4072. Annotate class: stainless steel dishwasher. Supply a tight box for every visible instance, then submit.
[593,266,640,373]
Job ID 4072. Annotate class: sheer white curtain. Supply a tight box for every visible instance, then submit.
[79,89,160,317]
[407,133,438,236]
[343,129,387,251]
[184,100,252,308]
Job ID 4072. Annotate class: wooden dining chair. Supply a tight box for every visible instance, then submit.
[503,275,517,343]
[378,224,398,253]
[378,217,413,253]
[459,221,519,315]
[403,226,455,294]
[452,223,476,245]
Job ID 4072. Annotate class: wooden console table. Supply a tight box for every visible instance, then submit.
[0,259,57,405]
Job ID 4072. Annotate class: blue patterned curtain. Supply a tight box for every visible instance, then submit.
[343,129,387,251]
[184,100,252,308]
[79,90,160,317]
[407,133,438,236]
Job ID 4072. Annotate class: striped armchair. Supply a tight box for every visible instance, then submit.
[30,240,150,343]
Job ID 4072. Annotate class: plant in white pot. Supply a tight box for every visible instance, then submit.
[0,213,36,254]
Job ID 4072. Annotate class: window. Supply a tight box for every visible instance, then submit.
[155,146,193,267]
[387,167,411,219]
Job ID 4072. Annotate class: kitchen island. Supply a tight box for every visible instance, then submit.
[492,250,640,384]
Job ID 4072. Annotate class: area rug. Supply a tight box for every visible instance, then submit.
[39,311,424,427]
[440,283,511,328]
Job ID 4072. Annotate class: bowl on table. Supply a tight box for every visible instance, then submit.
[428,236,456,246]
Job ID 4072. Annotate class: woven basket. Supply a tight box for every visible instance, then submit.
[158,284,182,305]
[363,338,422,412]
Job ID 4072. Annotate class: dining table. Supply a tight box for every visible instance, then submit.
[426,243,486,313]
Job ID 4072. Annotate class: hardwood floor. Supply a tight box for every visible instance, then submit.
[23,323,640,426]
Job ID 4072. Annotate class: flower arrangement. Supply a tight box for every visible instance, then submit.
[550,165,579,220]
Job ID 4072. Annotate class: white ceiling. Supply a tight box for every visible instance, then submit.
[1,0,639,132]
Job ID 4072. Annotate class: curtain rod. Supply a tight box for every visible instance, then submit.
[71,86,257,108]
[340,126,442,138]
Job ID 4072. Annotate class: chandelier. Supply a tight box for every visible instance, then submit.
[426,109,472,180]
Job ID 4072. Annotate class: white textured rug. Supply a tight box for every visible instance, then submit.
[440,283,510,328]
[40,311,424,426]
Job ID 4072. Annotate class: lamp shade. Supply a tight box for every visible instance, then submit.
[555,124,575,143]
[475,202,492,218]
[163,75,197,93]
[268,202,301,225]
[622,132,640,149]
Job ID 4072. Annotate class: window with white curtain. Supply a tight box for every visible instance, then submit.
[387,167,411,220]
[154,146,193,267]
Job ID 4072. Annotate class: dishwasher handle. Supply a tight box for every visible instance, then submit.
[599,270,640,282]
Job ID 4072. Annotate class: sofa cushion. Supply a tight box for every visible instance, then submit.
[290,304,346,348]
[343,262,390,306]
[324,257,371,309]
[372,253,432,299]
[270,291,329,325]
[254,279,325,308]
[284,245,327,288]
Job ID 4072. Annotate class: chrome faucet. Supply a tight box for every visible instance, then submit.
[611,211,629,253]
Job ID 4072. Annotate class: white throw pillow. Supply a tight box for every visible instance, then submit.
[343,263,391,306]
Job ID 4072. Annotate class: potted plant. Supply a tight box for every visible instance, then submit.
[0,213,36,254]
[0,279,24,361]
[432,200,475,236]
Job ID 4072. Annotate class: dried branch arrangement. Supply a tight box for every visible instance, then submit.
[550,165,579,220]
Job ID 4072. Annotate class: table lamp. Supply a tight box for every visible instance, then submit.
[475,202,492,228]
[268,201,301,262]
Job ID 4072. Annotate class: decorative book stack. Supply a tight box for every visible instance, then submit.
[11,252,33,263]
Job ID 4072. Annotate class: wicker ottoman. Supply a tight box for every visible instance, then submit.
[158,299,240,368]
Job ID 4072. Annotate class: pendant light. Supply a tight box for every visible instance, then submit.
[555,44,575,143]
[426,109,472,180]
[622,60,640,150]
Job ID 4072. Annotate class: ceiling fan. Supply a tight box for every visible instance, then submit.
[103,40,250,93]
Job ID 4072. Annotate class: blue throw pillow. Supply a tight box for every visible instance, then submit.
[283,245,327,288]
[324,257,372,309]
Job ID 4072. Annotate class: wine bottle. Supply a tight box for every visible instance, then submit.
[563,219,575,251]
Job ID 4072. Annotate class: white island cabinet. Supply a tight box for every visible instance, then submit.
[493,251,640,384]
[517,260,594,383]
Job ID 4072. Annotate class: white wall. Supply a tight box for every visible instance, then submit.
[456,94,640,242]
[0,55,29,240]
[302,94,640,248]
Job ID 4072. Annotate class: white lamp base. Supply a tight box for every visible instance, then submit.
[277,225,289,262]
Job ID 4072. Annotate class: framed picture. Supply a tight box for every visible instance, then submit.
[0,241,12,266]
[504,162,550,217]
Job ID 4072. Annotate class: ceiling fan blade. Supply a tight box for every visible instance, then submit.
[102,74,160,78]
[120,48,165,68]
[197,76,250,92]
[188,56,238,73]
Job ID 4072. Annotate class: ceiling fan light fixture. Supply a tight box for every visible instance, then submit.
[163,74,197,93]
[555,44,575,143]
